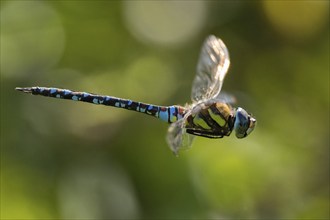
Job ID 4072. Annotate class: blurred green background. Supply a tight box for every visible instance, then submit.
[1,1,329,219]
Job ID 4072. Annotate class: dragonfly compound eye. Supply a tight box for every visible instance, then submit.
[234,107,255,138]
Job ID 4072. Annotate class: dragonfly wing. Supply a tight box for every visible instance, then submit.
[166,117,195,156]
[191,35,230,102]
[215,91,237,104]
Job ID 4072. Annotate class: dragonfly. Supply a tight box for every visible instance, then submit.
[16,35,256,155]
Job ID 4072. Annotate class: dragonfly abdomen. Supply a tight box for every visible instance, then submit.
[16,87,185,123]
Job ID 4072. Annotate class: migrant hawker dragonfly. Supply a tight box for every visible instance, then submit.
[16,35,256,155]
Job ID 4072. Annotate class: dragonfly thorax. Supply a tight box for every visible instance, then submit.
[185,102,235,138]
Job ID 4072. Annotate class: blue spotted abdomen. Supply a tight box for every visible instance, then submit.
[16,87,185,123]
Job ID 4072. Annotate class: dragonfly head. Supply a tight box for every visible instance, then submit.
[234,107,256,138]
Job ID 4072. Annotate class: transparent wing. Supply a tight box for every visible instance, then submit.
[191,35,230,102]
[166,115,195,156]
[216,91,237,104]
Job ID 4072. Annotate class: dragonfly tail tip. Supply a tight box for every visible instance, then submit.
[15,87,32,93]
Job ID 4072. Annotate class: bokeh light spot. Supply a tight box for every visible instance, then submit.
[1,1,65,78]
[123,1,207,46]
[58,162,140,219]
[263,1,329,40]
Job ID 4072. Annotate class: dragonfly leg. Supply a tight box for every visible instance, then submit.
[186,129,224,139]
